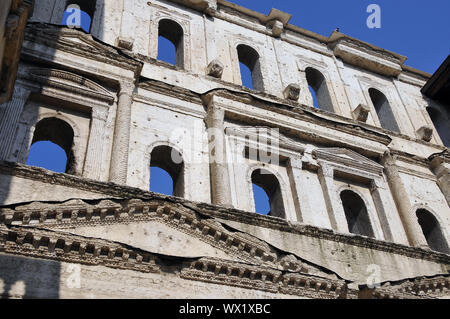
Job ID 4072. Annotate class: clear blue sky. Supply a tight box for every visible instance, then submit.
[231,0,450,74]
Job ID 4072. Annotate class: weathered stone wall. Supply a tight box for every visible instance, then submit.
[0,0,448,299]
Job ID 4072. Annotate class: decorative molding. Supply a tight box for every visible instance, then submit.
[27,68,115,104]
[0,161,449,266]
[314,147,384,177]
[23,24,142,77]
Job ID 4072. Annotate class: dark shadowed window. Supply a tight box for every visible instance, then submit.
[426,106,450,147]
[416,209,449,254]
[237,44,264,91]
[340,190,374,237]
[305,67,334,112]
[158,19,184,68]
[369,88,400,133]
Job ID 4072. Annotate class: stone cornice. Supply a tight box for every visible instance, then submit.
[0,161,449,265]
[23,23,143,79]
[214,1,430,80]
[1,203,448,299]
[25,67,115,105]
[0,224,349,298]
[359,274,450,299]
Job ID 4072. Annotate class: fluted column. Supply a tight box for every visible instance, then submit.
[382,153,428,248]
[109,81,134,184]
[0,86,30,161]
[84,107,108,181]
[318,164,349,233]
[204,95,232,207]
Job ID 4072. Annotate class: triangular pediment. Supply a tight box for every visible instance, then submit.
[29,68,115,104]
[225,126,305,153]
[314,147,384,176]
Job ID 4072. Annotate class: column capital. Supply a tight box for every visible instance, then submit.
[118,80,135,96]
[319,164,334,178]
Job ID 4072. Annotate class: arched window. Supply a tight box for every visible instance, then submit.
[26,117,75,174]
[368,88,400,133]
[251,169,285,218]
[61,0,97,33]
[149,145,184,197]
[340,190,374,237]
[305,68,334,112]
[158,19,184,68]
[237,44,264,91]
[426,107,450,147]
[416,209,449,254]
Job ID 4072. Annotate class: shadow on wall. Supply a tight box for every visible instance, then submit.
[0,0,107,299]
[0,0,105,206]
[0,254,61,298]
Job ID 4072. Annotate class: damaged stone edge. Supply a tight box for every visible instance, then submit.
[0,224,348,299]
[0,167,449,266]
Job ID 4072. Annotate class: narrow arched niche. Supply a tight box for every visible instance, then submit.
[237,44,264,91]
[27,117,75,174]
[305,67,334,113]
[368,88,400,133]
[340,190,374,238]
[416,209,449,254]
[251,169,285,219]
[150,145,184,197]
[158,19,184,68]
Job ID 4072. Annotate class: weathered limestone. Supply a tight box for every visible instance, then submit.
[283,83,300,101]
[204,93,232,207]
[417,125,434,142]
[352,104,370,122]
[206,59,224,78]
[430,154,450,206]
[0,0,448,300]
[0,85,30,161]
[317,165,349,234]
[286,157,310,223]
[382,154,429,249]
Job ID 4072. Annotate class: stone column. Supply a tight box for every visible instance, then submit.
[204,95,232,207]
[430,155,450,206]
[317,164,349,233]
[109,80,134,185]
[382,153,428,248]
[84,107,108,181]
[0,86,30,161]
[286,157,309,223]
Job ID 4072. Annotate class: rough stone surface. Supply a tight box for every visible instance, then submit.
[0,0,448,299]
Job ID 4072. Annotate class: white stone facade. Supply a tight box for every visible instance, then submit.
[0,0,448,299]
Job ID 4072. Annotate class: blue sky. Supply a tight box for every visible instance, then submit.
[27,2,449,215]
[231,0,450,74]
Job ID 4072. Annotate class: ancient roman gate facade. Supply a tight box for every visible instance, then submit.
[0,0,448,299]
